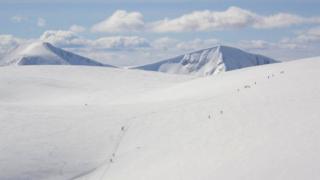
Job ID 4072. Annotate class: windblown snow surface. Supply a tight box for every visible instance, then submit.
[133,45,277,76]
[0,42,112,67]
[1,56,320,180]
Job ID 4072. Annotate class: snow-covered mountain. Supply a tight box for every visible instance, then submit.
[1,56,320,180]
[0,41,113,67]
[134,45,277,76]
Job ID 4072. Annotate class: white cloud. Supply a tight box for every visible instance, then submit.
[253,13,306,29]
[150,7,320,32]
[73,48,157,67]
[152,37,179,50]
[0,34,24,55]
[11,15,28,23]
[306,26,320,37]
[91,10,145,33]
[92,36,150,49]
[233,37,319,61]
[37,17,46,27]
[40,30,89,47]
[69,25,86,33]
[151,7,256,32]
[151,37,219,52]
[238,40,272,50]
[237,39,305,51]
[290,26,320,43]
[40,30,149,50]
[271,26,320,56]
[176,38,220,51]
[89,7,320,33]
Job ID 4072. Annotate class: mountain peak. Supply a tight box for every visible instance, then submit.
[19,41,53,56]
[0,41,114,67]
[133,45,277,76]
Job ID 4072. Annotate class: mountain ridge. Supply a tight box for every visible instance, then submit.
[0,41,114,67]
[133,45,278,76]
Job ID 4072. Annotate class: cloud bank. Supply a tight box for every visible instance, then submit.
[91,7,320,33]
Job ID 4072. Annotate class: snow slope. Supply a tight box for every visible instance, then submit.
[0,66,192,180]
[1,57,320,180]
[133,45,277,76]
[79,57,320,180]
[0,42,113,67]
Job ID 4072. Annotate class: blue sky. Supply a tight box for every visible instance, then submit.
[1,0,320,65]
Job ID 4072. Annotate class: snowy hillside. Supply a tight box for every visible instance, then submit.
[0,42,112,67]
[0,66,192,180]
[133,45,277,76]
[1,56,320,180]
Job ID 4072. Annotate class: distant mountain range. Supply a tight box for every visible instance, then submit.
[0,42,277,77]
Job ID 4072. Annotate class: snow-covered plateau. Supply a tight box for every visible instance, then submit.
[0,47,320,179]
